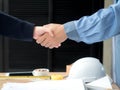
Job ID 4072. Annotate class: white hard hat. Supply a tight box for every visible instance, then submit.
[67,57,106,83]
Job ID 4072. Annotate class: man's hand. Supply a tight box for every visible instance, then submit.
[34,24,68,49]
[33,26,53,40]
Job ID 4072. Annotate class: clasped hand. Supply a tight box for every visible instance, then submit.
[33,24,67,49]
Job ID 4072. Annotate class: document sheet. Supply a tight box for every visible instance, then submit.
[1,79,86,90]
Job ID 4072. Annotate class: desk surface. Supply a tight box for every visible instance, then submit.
[0,72,119,90]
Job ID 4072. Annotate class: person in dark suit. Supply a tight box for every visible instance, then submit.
[0,11,50,41]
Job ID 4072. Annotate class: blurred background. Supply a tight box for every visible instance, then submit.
[0,0,104,72]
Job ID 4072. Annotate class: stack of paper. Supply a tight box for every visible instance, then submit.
[86,75,113,90]
[1,75,113,90]
[1,79,86,90]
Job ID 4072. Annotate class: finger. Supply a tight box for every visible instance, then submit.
[48,44,55,49]
[41,26,54,37]
[36,34,47,44]
[49,46,54,49]
[54,44,61,48]
[39,27,54,37]
[48,43,61,49]
[40,35,50,46]
[36,37,46,44]
[41,41,48,47]
[44,43,52,48]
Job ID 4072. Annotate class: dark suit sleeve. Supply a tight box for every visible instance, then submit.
[0,11,35,41]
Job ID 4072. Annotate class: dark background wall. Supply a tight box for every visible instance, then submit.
[0,0,104,72]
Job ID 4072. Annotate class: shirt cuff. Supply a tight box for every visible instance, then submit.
[63,21,81,42]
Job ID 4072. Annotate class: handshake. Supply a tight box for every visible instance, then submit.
[33,24,68,49]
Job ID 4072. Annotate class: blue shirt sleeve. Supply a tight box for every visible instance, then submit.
[63,1,120,44]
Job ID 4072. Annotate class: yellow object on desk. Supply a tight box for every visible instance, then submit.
[0,76,51,80]
[51,74,64,80]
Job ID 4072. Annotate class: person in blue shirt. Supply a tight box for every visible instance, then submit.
[0,11,50,41]
[35,0,120,48]
[35,0,120,87]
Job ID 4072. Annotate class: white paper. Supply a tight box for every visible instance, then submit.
[1,79,86,90]
[86,75,112,90]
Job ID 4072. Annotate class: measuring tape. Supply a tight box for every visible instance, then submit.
[0,76,51,80]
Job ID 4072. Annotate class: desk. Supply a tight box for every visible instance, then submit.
[0,72,119,90]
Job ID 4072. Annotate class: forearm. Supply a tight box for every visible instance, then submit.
[64,2,120,44]
[0,11,34,41]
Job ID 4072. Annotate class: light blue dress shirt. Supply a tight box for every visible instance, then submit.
[64,0,120,87]
[64,1,120,44]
